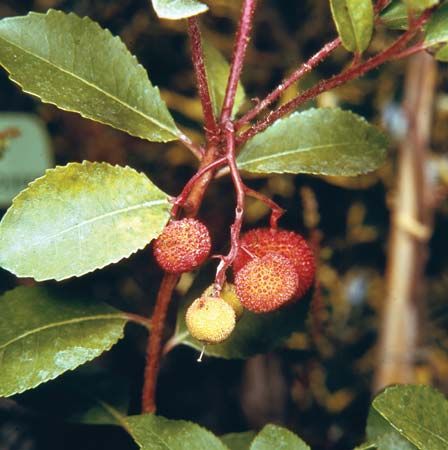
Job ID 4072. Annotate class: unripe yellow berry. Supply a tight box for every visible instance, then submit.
[186,296,236,344]
[202,282,244,320]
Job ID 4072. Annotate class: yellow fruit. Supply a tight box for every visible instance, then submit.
[202,282,244,320]
[186,296,236,344]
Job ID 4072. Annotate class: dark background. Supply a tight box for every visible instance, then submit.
[1,1,448,449]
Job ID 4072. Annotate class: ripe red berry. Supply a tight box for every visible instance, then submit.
[235,253,299,313]
[233,228,315,299]
[153,218,211,273]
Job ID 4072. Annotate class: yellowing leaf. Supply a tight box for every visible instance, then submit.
[0,162,171,281]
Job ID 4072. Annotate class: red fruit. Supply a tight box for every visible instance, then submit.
[235,253,299,313]
[233,228,315,299]
[153,218,211,273]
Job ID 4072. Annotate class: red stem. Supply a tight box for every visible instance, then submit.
[171,156,228,217]
[375,0,391,14]
[215,122,246,288]
[244,186,285,228]
[187,17,220,143]
[235,37,341,129]
[220,0,258,124]
[141,143,220,413]
[237,10,431,146]
[141,273,179,413]
[392,42,428,60]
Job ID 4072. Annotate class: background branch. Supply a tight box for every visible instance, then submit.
[374,52,437,391]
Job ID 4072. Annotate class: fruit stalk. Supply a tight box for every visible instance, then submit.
[215,122,246,289]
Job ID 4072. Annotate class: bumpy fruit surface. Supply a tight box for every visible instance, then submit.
[203,282,244,320]
[186,296,236,344]
[153,218,211,273]
[233,228,315,299]
[235,253,299,313]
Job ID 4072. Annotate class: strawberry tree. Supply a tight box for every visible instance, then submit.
[0,0,448,448]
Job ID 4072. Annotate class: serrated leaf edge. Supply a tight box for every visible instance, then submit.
[0,10,179,142]
[238,108,388,176]
[0,160,171,282]
[1,318,127,397]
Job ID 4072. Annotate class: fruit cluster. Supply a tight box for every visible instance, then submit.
[153,219,316,345]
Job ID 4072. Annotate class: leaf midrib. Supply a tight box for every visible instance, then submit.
[0,28,178,138]
[238,142,372,166]
[345,0,361,52]
[9,199,168,250]
[376,408,448,448]
[0,314,125,350]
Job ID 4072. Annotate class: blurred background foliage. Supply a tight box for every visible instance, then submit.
[1,1,448,449]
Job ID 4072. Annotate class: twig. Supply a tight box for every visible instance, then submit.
[123,313,152,330]
[187,17,220,143]
[244,185,285,228]
[171,156,228,217]
[178,131,204,159]
[141,273,179,413]
[140,143,220,413]
[374,0,391,14]
[220,0,258,124]
[235,38,341,129]
[237,10,431,145]
[392,42,428,60]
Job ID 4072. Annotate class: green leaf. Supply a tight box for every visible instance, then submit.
[366,409,418,449]
[0,161,171,281]
[237,108,388,177]
[221,431,256,450]
[424,3,448,60]
[16,367,129,426]
[425,3,448,44]
[0,10,179,142]
[380,1,409,30]
[329,0,374,53]
[403,0,440,12]
[172,269,311,359]
[375,433,418,450]
[125,414,228,450]
[250,425,311,450]
[354,443,377,450]
[0,286,127,397]
[202,37,246,118]
[369,385,448,450]
[151,0,208,20]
